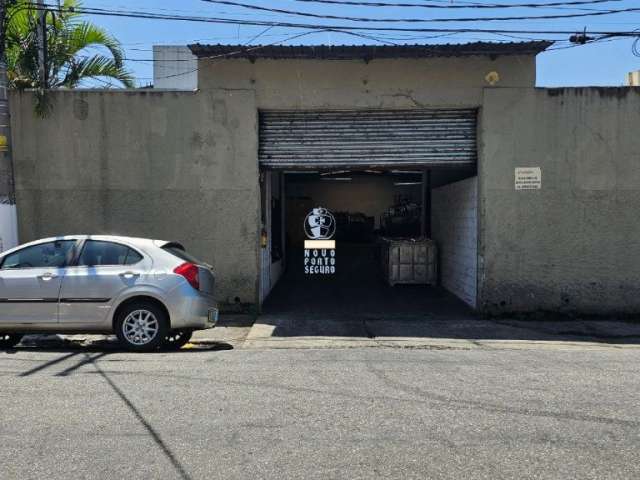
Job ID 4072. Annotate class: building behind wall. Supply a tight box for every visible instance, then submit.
[8,42,640,314]
[152,46,198,90]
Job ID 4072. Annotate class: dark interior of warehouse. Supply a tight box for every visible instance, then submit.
[262,167,478,316]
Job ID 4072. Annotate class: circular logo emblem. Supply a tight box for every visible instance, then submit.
[304,207,336,240]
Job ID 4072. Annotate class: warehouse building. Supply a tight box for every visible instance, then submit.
[9,42,640,316]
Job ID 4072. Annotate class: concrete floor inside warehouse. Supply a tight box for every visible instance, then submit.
[258,242,480,339]
[263,243,472,318]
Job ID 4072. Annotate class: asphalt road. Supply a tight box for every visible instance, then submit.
[1,345,639,480]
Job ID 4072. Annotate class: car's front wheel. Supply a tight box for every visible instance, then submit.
[0,334,23,349]
[115,302,169,352]
[162,330,193,350]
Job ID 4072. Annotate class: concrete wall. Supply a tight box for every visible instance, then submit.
[11,60,640,316]
[198,55,537,109]
[480,87,640,314]
[432,176,478,308]
[9,89,260,308]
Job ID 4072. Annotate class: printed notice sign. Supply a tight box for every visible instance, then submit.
[515,167,541,190]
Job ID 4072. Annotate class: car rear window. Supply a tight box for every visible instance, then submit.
[162,244,205,265]
[78,240,143,266]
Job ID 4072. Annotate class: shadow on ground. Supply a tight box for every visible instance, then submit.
[255,314,640,345]
[2,314,252,352]
[3,337,234,354]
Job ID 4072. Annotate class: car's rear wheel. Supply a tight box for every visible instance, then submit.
[0,334,23,349]
[162,330,193,350]
[115,302,169,352]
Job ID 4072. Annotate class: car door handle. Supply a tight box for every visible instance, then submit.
[119,271,139,279]
[38,273,58,281]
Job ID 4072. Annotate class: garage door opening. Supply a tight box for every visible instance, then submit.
[260,167,478,317]
[258,108,479,318]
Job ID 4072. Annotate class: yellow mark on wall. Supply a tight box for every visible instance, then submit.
[0,135,7,151]
[485,71,500,86]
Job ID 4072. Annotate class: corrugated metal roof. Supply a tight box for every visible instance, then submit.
[188,41,552,60]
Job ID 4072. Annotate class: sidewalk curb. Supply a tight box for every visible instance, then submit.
[242,336,640,351]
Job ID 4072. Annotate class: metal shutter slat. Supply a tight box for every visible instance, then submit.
[259,109,477,168]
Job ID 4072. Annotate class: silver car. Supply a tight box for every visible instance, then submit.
[0,235,218,351]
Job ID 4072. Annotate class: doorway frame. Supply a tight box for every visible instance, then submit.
[259,169,286,305]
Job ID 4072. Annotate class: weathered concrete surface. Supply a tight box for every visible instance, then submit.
[9,89,260,307]
[18,313,640,352]
[244,313,640,350]
[7,53,538,312]
[198,55,536,108]
[480,87,640,314]
[9,63,640,317]
[190,314,254,346]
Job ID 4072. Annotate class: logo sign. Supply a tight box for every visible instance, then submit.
[304,207,336,240]
[303,207,336,275]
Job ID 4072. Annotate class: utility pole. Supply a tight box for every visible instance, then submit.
[0,0,18,251]
[37,0,46,87]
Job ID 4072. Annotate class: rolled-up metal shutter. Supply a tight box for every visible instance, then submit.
[259,109,477,168]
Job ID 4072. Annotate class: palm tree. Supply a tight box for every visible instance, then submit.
[4,0,134,91]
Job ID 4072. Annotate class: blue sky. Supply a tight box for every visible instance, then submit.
[81,0,640,87]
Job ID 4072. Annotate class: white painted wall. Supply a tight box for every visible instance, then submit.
[260,171,272,305]
[269,172,284,292]
[152,46,197,90]
[0,204,18,252]
[431,176,477,308]
[260,171,285,305]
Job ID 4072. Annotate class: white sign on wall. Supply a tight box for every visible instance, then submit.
[515,167,542,190]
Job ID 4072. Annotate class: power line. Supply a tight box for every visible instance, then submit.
[153,29,329,80]
[34,3,640,37]
[197,0,640,23]
[15,1,638,89]
[244,25,275,45]
[140,28,541,80]
[119,30,317,47]
[128,29,628,67]
[290,0,627,10]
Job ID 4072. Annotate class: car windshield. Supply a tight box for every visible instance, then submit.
[162,244,206,266]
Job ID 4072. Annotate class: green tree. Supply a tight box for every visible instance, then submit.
[4,0,134,92]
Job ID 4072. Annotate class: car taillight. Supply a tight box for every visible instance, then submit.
[174,262,200,290]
